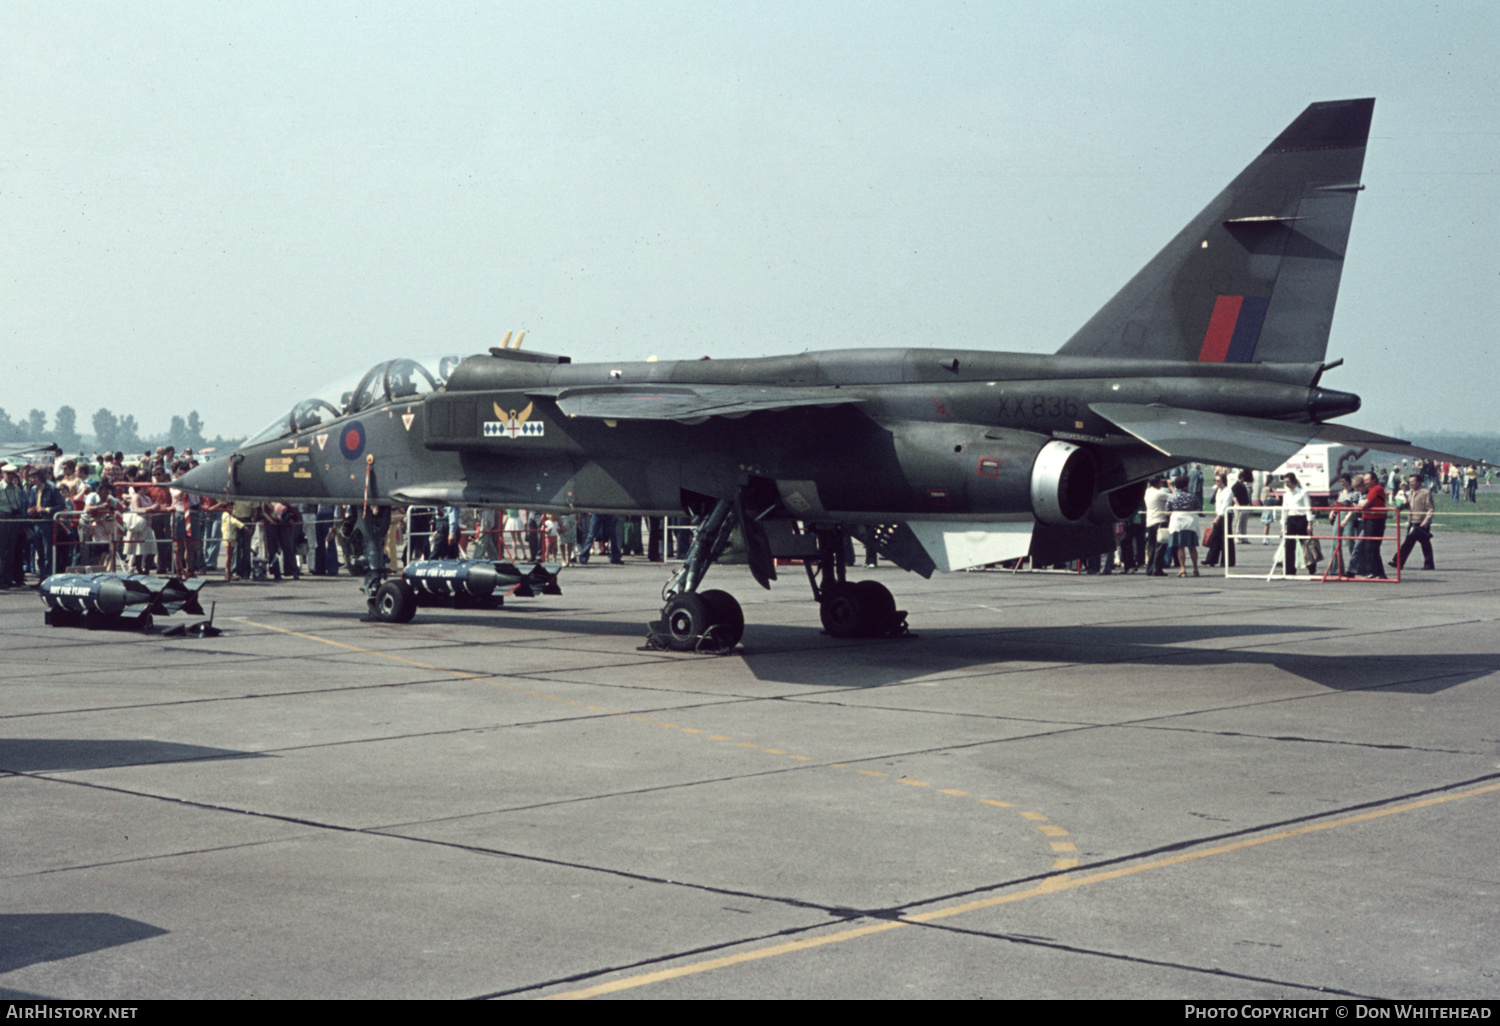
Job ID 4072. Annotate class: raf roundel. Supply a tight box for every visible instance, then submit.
[339,420,366,460]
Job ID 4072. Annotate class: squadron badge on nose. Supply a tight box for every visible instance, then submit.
[485,401,543,439]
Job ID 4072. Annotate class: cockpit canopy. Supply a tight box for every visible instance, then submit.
[243,355,464,448]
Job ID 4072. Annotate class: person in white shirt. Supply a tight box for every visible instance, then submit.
[1281,472,1316,576]
[1143,476,1171,576]
[1204,471,1234,567]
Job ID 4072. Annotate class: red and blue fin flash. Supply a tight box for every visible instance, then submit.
[1197,295,1270,363]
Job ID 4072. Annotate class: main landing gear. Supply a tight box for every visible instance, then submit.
[805,528,907,639]
[645,496,908,653]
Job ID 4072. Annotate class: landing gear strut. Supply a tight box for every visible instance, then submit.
[357,505,401,622]
[644,498,908,651]
[646,498,745,653]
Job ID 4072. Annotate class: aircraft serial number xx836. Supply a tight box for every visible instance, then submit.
[180,98,1434,650]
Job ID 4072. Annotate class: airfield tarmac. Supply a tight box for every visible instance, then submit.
[2,536,1498,1001]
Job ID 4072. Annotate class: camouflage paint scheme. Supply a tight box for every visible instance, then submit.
[179,99,1456,630]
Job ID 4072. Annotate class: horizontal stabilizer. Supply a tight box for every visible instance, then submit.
[543,384,864,423]
[1091,402,1319,470]
[1092,404,1489,471]
[1310,424,1489,467]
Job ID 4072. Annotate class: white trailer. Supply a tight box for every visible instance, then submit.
[1271,444,1371,502]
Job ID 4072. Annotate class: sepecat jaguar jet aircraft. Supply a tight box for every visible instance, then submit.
[179,97,1452,649]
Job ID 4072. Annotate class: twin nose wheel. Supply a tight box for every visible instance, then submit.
[660,589,745,651]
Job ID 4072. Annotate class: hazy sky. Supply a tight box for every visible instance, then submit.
[3,1,1495,440]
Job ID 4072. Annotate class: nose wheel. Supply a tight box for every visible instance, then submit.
[651,588,744,653]
[647,497,746,654]
[368,579,418,623]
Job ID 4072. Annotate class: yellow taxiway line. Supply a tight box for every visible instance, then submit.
[542,780,1500,999]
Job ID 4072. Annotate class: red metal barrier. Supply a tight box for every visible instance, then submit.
[1315,505,1401,583]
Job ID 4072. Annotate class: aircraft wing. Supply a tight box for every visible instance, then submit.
[539,384,864,423]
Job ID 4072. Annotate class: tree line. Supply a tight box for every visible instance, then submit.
[1403,432,1500,467]
[0,405,245,454]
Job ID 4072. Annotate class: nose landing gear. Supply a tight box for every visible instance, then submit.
[653,588,745,652]
[646,498,745,653]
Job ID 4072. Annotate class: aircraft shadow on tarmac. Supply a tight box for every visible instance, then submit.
[730,623,1499,694]
[0,913,168,977]
[255,607,1498,696]
[0,738,268,774]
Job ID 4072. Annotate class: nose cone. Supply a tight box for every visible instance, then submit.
[177,456,233,498]
[1309,387,1361,421]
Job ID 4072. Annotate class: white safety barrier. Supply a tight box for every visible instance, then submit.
[1214,504,1401,583]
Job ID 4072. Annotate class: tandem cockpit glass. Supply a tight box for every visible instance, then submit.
[242,355,463,447]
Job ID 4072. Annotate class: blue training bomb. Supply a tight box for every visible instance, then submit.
[364,559,562,623]
[40,572,206,629]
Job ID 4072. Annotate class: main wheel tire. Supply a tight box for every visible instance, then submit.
[662,592,713,651]
[819,582,866,638]
[853,580,896,633]
[373,580,417,624]
[698,589,745,648]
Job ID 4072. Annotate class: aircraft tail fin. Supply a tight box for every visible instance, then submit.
[1057,98,1374,365]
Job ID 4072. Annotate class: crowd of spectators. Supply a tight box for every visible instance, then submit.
[208,506,694,582]
[0,451,689,589]
[1105,456,1478,579]
[0,448,1489,591]
[0,446,208,589]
